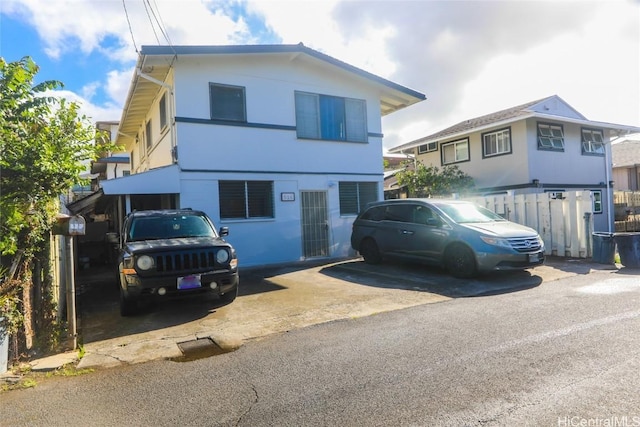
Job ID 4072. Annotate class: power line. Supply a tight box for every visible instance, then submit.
[122,0,138,53]
[142,0,161,45]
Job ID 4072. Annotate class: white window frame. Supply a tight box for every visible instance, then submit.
[537,123,564,150]
[418,141,437,154]
[441,139,469,165]
[145,120,152,152]
[581,128,605,155]
[209,83,247,122]
[159,93,167,130]
[482,128,511,158]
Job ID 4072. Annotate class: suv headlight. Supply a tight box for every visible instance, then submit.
[136,255,154,270]
[480,236,511,248]
[216,249,230,264]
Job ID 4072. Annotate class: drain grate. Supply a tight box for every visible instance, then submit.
[172,337,230,362]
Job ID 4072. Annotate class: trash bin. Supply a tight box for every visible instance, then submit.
[613,232,640,268]
[592,232,616,264]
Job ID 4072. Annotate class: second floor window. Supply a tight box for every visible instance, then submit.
[538,123,564,150]
[441,139,469,165]
[295,91,367,142]
[582,128,605,155]
[159,94,167,130]
[210,83,246,122]
[482,128,511,157]
[418,141,437,154]
[145,120,152,151]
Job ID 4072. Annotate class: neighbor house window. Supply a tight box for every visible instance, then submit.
[537,123,564,150]
[159,94,167,130]
[339,182,378,215]
[581,128,605,155]
[219,181,274,219]
[418,141,437,154]
[145,120,152,151]
[295,91,367,142]
[592,190,602,214]
[441,139,469,165]
[210,83,246,122]
[482,127,511,158]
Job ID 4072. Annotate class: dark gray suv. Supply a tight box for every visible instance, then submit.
[117,209,239,316]
[350,198,545,278]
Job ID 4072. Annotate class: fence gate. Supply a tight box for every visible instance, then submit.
[300,191,329,258]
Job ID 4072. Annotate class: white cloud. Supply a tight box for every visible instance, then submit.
[4,0,638,150]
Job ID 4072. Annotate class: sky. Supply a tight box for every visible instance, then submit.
[1,0,639,151]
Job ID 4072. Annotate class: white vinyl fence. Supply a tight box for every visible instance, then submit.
[465,191,595,258]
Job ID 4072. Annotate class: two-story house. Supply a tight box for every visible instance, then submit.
[99,44,425,268]
[388,95,640,232]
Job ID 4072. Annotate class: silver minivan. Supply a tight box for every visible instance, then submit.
[350,198,545,278]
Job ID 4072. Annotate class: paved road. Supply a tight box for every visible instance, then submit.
[1,266,639,426]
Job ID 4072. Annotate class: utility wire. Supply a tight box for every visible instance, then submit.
[123,0,138,53]
[142,0,161,45]
[148,0,173,46]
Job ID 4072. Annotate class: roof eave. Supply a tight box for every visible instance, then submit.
[389,113,640,153]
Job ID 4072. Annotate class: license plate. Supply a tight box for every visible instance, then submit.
[177,274,202,290]
[528,253,542,263]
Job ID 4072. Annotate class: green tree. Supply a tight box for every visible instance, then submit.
[396,163,475,197]
[0,56,115,358]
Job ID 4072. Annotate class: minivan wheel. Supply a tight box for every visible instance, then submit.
[360,238,382,264]
[445,244,477,278]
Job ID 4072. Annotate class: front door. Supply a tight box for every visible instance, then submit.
[301,191,329,258]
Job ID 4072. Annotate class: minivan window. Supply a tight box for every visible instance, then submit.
[436,203,506,223]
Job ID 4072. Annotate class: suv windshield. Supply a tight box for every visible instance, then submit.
[436,203,506,224]
[128,215,217,241]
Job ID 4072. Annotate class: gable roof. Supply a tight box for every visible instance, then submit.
[389,95,640,153]
[116,43,426,147]
[612,138,640,168]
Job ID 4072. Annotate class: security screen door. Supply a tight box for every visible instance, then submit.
[301,191,329,258]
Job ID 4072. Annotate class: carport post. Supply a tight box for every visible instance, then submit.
[65,236,77,350]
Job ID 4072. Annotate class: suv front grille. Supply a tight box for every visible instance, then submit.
[509,237,542,253]
[152,249,220,273]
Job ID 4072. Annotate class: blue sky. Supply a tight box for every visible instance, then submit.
[1,0,639,150]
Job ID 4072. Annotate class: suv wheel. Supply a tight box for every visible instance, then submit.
[445,244,477,278]
[360,238,382,264]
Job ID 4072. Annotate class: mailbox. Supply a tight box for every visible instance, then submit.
[53,215,86,236]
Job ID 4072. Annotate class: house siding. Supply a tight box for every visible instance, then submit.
[109,47,421,268]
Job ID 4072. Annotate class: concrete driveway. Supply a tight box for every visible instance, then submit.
[71,256,615,370]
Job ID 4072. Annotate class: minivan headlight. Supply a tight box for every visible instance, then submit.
[480,236,511,248]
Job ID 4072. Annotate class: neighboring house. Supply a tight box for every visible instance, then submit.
[388,95,640,232]
[611,137,640,191]
[96,44,425,268]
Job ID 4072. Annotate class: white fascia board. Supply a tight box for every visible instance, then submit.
[100,164,180,195]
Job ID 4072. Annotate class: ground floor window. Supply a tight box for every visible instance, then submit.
[339,181,378,215]
[219,180,274,219]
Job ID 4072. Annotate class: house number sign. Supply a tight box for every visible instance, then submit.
[281,192,295,202]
